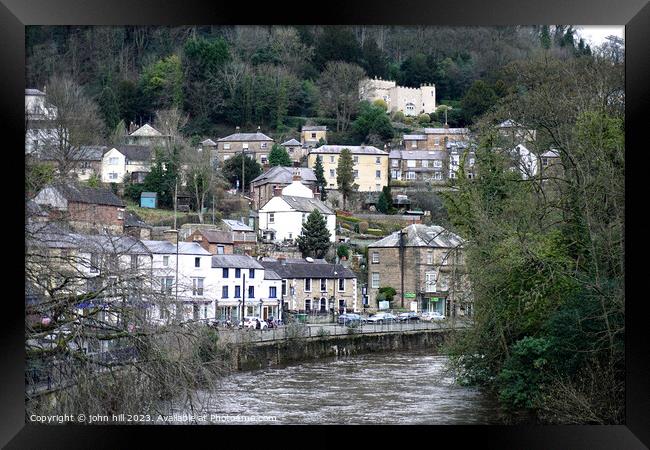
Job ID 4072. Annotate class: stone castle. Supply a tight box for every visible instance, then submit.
[359,77,436,116]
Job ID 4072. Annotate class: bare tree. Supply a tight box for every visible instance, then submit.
[29,75,105,180]
[318,61,366,132]
[182,146,215,224]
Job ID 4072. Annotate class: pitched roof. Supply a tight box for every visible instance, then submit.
[201,138,217,146]
[124,211,150,228]
[541,149,561,158]
[39,146,106,161]
[310,145,388,155]
[260,259,356,279]
[250,166,317,185]
[403,134,427,140]
[395,150,447,160]
[130,124,162,136]
[222,219,254,232]
[27,224,151,254]
[302,126,327,131]
[141,240,211,255]
[193,229,233,244]
[496,119,525,129]
[423,127,469,134]
[281,138,301,146]
[50,183,125,207]
[368,224,464,249]
[264,269,282,280]
[25,88,46,96]
[116,145,152,162]
[217,132,273,142]
[211,255,264,269]
[279,196,333,214]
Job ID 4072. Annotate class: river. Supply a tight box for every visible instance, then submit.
[179,350,500,425]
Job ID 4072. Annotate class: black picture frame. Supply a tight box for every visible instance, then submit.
[3,0,647,447]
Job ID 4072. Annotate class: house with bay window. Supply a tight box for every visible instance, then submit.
[367,224,471,317]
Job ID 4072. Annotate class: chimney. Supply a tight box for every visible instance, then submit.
[273,186,283,197]
[257,126,261,132]
[278,256,286,265]
[292,168,302,182]
[236,126,240,132]
[163,229,180,245]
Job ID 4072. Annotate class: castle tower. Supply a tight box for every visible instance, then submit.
[420,83,437,114]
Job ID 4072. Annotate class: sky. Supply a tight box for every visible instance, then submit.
[575,26,625,46]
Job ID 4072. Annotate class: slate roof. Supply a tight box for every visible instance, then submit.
[302,126,327,131]
[217,132,273,142]
[116,145,151,162]
[27,224,150,254]
[201,138,217,146]
[310,145,388,155]
[250,166,317,185]
[541,149,561,158]
[280,196,333,214]
[368,224,464,249]
[403,134,427,140]
[395,150,447,160]
[124,211,150,229]
[211,255,264,269]
[141,240,211,255]
[193,229,233,244]
[260,259,356,279]
[423,128,469,134]
[49,183,125,207]
[130,124,162,136]
[281,138,301,146]
[222,219,254,232]
[39,146,106,161]
[264,269,282,280]
[25,88,46,96]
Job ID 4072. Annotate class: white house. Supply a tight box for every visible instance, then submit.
[359,77,436,116]
[141,240,215,324]
[512,144,538,179]
[25,88,59,155]
[258,176,335,243]
[210,255,282,323]
[101,145,152,184]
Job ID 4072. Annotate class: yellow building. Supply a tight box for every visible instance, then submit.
[308,145,389,192]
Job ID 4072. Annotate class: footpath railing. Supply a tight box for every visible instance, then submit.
[217,320,470,344]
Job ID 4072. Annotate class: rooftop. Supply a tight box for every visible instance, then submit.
[281,138,301,146]
[129,124,163,137]
[222,219,254,232]
[368,224,464,249]
[217,132,273,142]
[302,126,327,131]
[279,196,333,214]
[191,229,233,244]
[423,128,470,135]
[310,145,388,155]
[250,166,317,185]
[115,145,151,162]
[141,240,211,255]
[211,254,264,269]
[27,224,151,254]
[260,259,356,279]
[46,183,125,207]
[26,88,46,96]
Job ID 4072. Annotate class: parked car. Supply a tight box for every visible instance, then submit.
[397,312,420,322]
[338,313,363,325]
[421,311,445,322]
[366,312,397,324]
[240,316,268,330]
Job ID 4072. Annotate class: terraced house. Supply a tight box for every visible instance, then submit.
[215,127,274,165]
[307,144,389,192]
[367,224,472,318]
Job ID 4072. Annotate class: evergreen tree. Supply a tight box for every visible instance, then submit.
[377,185,393,214]
[336,148,355,209]
[540,26,552,50]
[314,155,327,200]
[268,144,292,167]
[221,152,262,191]
[296,210,331,258]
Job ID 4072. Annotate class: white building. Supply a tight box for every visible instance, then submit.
[141,240,215,324]
[511,144,539,180]
[359,77,436,116]
[210,255,282,322]
[101,145,152,184]
[25,88,60,155]
[258,176,335,243]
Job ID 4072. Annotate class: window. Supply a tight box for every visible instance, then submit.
[375,170,381,179]
[469,158,476,166]
[249,269,255,279]
[222,286,229,298]
[195,257,201,268]
[130,255,138,269]
[407,159,416,168]
[320,278,327,292]
[353,156,359,164]
[160,277,173,295]
[434,172,442,180]
[391,160,399,167]
[411,141,417,148]
[224,143,231,150]
[235,286,241,298]
[269,213,274,224]
[425,272,436,292]
[193,278,204,296]
[434,160,442,168]
[248,286,255,298]
[269,286,277,298]
[329,169,335,178]
[371,272,380,288]
[450,172,457,179]
[243,143,249,149]
[427,251,433,265]
[376,157,381,164]
[353,170,359,179]
[311,132,317,139]
[434,138,440,146]
[109,173,118,180]
[163,255,170,266]
[261,142,267,149]
[217,245,225,255]
[338,278,345,291]
[330,156,335,163]
[109,157,118,165]
[235,268,241,278]
[372,252,379,264]
[391,170,401,180]
[407,171,416,180]
[541,158,548,167]
[305,299,311,311]
[223,268,229,278]
[282,280,287,296]
[422,160,429,168]
[305,278,311,292]
[302,213,307,223]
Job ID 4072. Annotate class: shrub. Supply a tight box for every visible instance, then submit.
[367,228,384,236]
[316,327,331,338]
[358,222,369,234]
[418,113,431,124]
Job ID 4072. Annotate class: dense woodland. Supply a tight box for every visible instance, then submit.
[26,25,601,143]
[25,25,625,424]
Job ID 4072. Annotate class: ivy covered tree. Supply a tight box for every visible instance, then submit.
[336,148,356,209]
[314,155,327,201]
[268,144,292,167]
[221,152,262,191]
[296,210,331,259]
